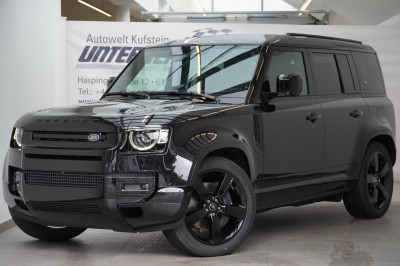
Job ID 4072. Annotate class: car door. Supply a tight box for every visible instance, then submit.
[309,50,370,192]
[255,47,324,210]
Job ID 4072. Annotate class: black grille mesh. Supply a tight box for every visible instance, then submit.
[116,173,156,199]
[25,171,104,188]
[29,201,102,215]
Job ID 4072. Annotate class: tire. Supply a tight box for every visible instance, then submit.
[343,142,394,218]
[11,214,86,241]
[163,156,256,257]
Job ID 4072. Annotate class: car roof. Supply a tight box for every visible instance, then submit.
[161,34,271,45]
[153,33,374,51]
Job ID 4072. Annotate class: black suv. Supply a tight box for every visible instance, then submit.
[3,33,395,257]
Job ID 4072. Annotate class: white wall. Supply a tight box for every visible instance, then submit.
[0,0,64,224]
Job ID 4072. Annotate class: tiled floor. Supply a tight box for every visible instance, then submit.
[0,183,399,266]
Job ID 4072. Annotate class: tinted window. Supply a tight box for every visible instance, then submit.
[110,45,261,100]
[311,53,342,95]
[336,54,356,93]
[352,52,385,93]
[200,46,261,95]
[267,51,308,95]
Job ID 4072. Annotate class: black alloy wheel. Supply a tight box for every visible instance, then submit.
[344,142,393,218]
[186,170,247,245]
[366,151,391,209]
[163,156,255,257]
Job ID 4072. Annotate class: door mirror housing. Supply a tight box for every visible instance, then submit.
[277,74,302,97]
[261,80,278,101]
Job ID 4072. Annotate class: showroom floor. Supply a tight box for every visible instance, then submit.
[1,183,399,266]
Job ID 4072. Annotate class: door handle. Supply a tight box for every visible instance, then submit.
[306,112,323,123]
[350,109,363,118]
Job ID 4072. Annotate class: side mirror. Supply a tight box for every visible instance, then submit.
[261,80,278,101]
[107,77,116,88]
[277,74,302,97]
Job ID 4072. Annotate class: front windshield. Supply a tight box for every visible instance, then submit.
[107,44,262,102]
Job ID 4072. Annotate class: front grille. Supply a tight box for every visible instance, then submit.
[29,201,102,215]
[115,173,156,199]
[25,170,104,188]
[32,131,107,143]
[25,154,102,161]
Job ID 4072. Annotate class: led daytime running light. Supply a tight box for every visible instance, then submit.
[13,128,23,148]
[128,129,169,151]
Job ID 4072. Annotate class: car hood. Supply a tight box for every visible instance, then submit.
[17,99,236,132]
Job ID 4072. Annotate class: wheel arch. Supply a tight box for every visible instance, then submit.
[189,138,262,185]
[204,147,251,180]
[369,134,396,165]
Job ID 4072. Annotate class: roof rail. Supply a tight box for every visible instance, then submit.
[286,33,362,44]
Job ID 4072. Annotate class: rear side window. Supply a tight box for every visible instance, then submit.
[352,52,385,93]
[311,53,342,95]
[336,54,356,93]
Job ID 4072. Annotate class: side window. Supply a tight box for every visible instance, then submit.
[311,53,342,95]
[352,52,385,93]
[267,51,308,95]
[336,54,356,93]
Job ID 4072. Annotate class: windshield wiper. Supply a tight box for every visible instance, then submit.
[149,91,219,103]
[103,91,150,99]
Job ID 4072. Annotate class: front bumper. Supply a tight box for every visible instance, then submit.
[3,145,192,232]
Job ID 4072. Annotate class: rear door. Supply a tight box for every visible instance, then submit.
[309,50,370,191]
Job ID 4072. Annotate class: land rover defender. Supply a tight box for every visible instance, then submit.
[3,33,395,256]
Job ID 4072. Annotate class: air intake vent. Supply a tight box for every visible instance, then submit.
[25,170,104,188]
[29,201,102,215]
[115,173,156,199]
[252,114,261,144]
[25,154,102,161]
[184,132,218,154]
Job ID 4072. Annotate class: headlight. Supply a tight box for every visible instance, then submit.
[120,133,128,150]
[12,128,23,149]
[128,129,169,151]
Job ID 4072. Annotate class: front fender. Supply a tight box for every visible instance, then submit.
[175,126,262,190]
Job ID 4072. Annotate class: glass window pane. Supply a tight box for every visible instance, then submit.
[204,55,259,94]
[109,45,262,100]
[311,53,342,95]
[125,48,173,92]
[336,54,356,93]
[267,51,308,95]
[352,52,385,93]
